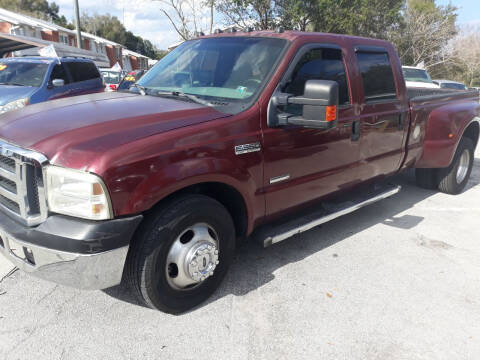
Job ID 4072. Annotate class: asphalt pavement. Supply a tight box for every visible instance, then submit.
[1,147,480,360]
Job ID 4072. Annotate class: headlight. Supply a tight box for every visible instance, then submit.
[0,98,29,114]
[45,166,112,220]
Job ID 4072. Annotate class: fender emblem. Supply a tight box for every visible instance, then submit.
[235,142,261,155]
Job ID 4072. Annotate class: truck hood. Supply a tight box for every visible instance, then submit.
[0,85,37,105]
[0,91,229,166]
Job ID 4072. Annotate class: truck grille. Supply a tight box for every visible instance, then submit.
[0,140,48,226]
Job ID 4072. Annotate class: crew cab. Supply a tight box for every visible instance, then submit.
[0,31,478,314]
[0,57,104,114]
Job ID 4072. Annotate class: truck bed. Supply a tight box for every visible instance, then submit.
[407,88,479,104]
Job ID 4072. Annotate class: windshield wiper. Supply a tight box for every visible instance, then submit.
[0,82,24,86]
[155,90,215,107]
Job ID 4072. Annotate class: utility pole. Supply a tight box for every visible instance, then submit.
[73,0,82,49]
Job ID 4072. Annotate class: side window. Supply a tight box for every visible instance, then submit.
[49,64,69,84]
[284,48,350,105]
[356,51,397,102]
[65,62,101,83]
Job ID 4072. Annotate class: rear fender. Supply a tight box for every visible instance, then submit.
[415,101,480,168]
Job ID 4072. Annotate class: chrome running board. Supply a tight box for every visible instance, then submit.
[256,184,401,247]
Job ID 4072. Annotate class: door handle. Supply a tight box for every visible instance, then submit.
[351,120,360,141]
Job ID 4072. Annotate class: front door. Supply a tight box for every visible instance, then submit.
[46,63,71,100]
[262,45,362,217]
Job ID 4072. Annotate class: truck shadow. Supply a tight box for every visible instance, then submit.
[103,161,480,312]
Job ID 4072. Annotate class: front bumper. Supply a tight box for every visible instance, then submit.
[0,213,142,290]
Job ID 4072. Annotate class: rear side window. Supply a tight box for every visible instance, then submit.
[284,48,350,105]
[65,62,100,82]
[356,51,397,102]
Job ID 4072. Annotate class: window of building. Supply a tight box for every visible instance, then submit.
[59,34,68,45]
[355,51,397,102]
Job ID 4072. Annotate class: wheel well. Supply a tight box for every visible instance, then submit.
[151,182,249,239]
[463,121,479,149]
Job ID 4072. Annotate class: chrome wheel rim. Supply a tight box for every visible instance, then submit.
[166,223,219,290]
[456,149,470,184]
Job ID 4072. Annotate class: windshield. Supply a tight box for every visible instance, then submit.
[136,37,287,114]
[403,68,433,84]
[0,61,49,87]
[101,70,122,84]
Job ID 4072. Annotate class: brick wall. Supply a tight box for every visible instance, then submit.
[0,22,11,34]
[68,34,75,47]
[41,30,59,42]
[130,56,139,70]
[105,45,122,67]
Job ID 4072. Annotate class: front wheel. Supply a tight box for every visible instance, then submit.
[125,195,235,314]
[438,137,475,194]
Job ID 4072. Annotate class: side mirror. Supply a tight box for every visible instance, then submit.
[269,80,339,130]
[51,79,65,87]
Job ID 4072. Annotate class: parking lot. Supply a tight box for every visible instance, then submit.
[0,147,479,360]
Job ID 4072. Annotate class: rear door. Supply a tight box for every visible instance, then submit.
[65,61,103,96]
[354,47,409,180]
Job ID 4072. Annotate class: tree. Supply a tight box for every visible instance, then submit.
[450,26,480,87]
[81,13,127,45]
[152,0,215,41]
[215,0,280,31]
[214,0,403,36]
[80,13,164,59]
[0,0,68,26]
[391,0,458,69]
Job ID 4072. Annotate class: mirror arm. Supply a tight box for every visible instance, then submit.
[271,92,291,107]
[287,116,332,129]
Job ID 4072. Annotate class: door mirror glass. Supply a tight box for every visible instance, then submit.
[52,78,65,87]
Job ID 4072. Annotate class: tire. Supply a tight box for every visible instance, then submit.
[415,168,440,190]
[438,137,475,194]
[125,195,235,314]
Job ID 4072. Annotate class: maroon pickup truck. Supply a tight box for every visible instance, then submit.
[0,31,478,313]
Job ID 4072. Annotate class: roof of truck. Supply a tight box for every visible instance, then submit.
[199,30,393,46]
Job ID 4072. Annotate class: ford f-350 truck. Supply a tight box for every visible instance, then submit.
[0,31,478,314]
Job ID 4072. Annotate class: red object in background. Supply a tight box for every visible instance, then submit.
[109,84,117,91]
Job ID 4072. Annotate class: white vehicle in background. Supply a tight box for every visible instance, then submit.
[433,79,468,90]
[402,66,440,89]
[99,68,123,91]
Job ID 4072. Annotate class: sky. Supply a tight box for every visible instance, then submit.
[51,0,185,49]
[52,0,480,51]
[438,0,480,24]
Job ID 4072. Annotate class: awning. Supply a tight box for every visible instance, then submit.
[0,33,110,67]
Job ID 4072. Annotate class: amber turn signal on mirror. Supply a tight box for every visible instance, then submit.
[325,105,337,122]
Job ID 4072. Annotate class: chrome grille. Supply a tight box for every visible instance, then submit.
[0,140,48,226]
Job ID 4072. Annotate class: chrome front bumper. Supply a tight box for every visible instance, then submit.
[0,213,142,290]
[0,236,129,290]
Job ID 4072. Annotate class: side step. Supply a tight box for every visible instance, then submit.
[255,184,401,247]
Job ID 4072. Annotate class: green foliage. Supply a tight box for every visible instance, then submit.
[216,0,403,38]
[0,0,67,26]
[312,0,404,38]
[391,0,457,68]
